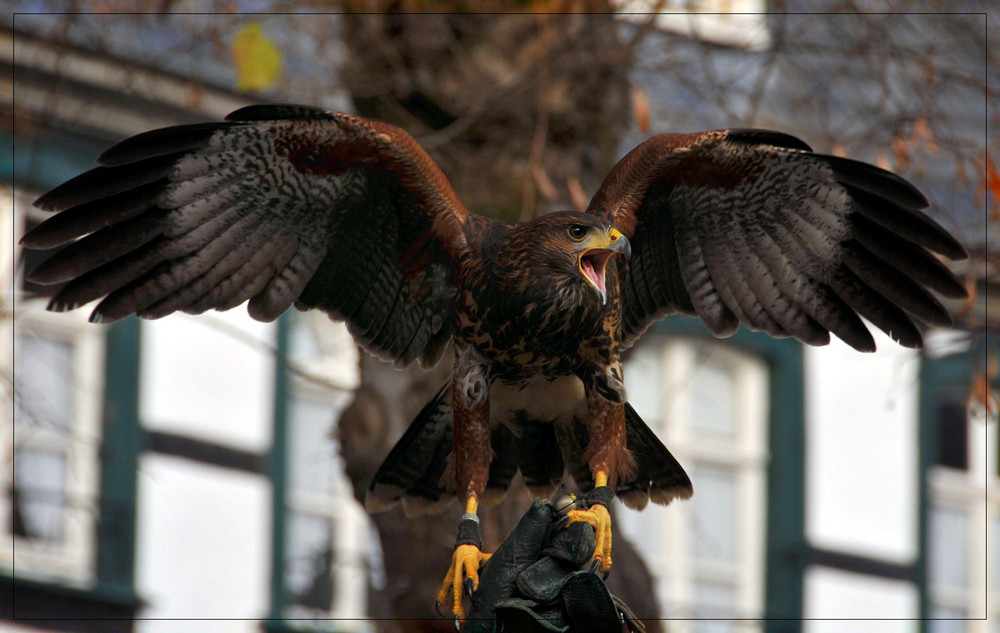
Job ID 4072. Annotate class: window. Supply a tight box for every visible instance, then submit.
[619,335,769,630]
[277,311,373,630]
[617,0,771,51]
[936,401,969,471]
[2,189,105,586]
[925,352,1000,630]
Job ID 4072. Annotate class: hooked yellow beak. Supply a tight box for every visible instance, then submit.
[579,228,631,305]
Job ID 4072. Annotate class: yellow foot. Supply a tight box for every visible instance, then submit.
[435,543,492,623]
[567,502,613,571]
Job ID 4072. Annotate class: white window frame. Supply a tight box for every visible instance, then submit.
[927,389,999,626]
[281,311,371,629]
[2,188,105,586]
[620,335,769,628]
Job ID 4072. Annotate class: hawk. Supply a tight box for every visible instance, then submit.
[21,104,968,621]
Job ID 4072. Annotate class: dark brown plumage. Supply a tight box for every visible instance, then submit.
[21,105,968,621]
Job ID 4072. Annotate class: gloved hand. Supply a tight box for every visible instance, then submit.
[459,494,646,633]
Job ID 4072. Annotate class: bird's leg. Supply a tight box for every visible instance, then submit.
[437,344,492,624]
[566,391,632,572]
[567,471,615,571]
[436,497,492,624]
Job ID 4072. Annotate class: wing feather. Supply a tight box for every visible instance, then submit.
[34,153,184,211]
[23,105,470,367]
[674,225,740,337]
[839,241,952,327]
[843,183,967,260]
[46,239,168,313]
[28,207,170,285]
[590,129,968,351]
[135,213,284,319]
[205,229,301,313]
[702,194,791,338]
[760,218,875,351]
[97,122,237,166]
[736,222,830,345]
[824,155,929,209]
[850,213,967,298]
[20,180,165,250]
[249,238,326,322]
[827,267,924,348]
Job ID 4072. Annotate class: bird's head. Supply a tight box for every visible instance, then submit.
[517,211,632,305]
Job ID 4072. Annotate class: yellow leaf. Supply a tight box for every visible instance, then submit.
[231,23,282,93]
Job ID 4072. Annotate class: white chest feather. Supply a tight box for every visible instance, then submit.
[488,374,587,427]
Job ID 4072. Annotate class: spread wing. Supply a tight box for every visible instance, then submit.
[588,129,969,351]
[22,105,470,367]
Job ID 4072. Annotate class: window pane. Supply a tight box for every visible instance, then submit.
[14,334,73,430]
[13,449,66,543]
[694,620,737,633]
[690,358,736,437]
[288,396,340,496]
[995,517,1000,601]
[935,401,968,470]
[691,579,737,614]
[285,511,335,612]
[692,580,738,632]
[289,312,321,358]
[625,343,663,423]
[929,604,967,633]
[929,505,967,591]
[691,465,737,562]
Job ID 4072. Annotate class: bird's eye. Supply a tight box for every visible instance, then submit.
[567,225,588,241]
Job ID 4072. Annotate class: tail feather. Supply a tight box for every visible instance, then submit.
[481,416,568,507]
[555,402,691,508]
[518,418,565,496]
[484,425,521,504]
[366,386,692,517]
[617,402,693,510]
[365,383,454,514]
[554,417,594,494]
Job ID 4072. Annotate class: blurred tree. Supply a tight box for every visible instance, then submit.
[5,2,994,630]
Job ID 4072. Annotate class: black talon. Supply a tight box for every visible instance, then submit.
[435,600,445,618]
[464,576,476,599]
[453,614,461,631]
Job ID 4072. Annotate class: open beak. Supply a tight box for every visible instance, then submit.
[579,228,631,305]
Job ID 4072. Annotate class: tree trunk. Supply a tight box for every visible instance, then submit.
[334,11,663,631]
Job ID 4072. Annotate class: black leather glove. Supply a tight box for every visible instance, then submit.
[460,495,645,633]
